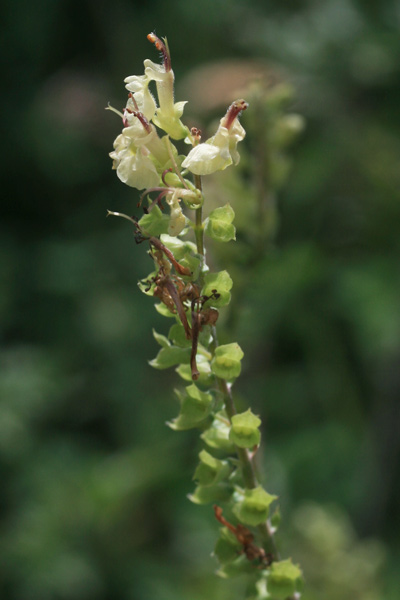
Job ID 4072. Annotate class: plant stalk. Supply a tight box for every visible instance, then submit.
[194,174,204,257]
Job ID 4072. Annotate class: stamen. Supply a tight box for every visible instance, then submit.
[132,110,152,133]
[128,93,139,111]
[191,127,202,145]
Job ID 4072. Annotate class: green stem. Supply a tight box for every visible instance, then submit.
[211,327,279,557]
[193,174,204,257]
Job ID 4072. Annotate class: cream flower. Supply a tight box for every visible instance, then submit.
[182,99,248,176]
[124,73,156,121]
[109,133,160,190]
[122,121,170,169]
[165,189,187,236]
[143,51,188,140]
[163,188,202,236]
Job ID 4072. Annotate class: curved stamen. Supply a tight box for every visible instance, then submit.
[128,92,139,111]
[132,110,152,133]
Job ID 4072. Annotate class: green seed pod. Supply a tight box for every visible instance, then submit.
[149,345,191,369]
[211,343,244,380]
[267,559,303,599]
[214,527,242,565]
[159,234,197,262]
[193,450,231,486]
[229,409,261,448]
[202,270,233,307]
[176,356,213,384]
[188,482,233,505]
[138,205,170,236]
[204,203,236,243]
[168,323,192,348]
[201,412,236,452]
[168,384,213,430]
[154,302,175,318]
[216,555,255,578]
[233,487,277,526]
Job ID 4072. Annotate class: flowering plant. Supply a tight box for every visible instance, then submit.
[107,33,303,599]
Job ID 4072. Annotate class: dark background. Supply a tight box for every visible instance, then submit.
[2,1,400,598]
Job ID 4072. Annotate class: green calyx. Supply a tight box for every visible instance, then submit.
[193,449,231,487]
[229,409,261,448]
[201,412,236,452]
[214,527,243,565]
[233,486,277,526]
[150,330,191,369]
[267,559,303,599]
[204,203,236,243]
[138,205,170,237]
[168,383,214,430]
[211,342,244,380]
[202,270,233,307]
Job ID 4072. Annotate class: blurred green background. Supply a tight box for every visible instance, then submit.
[2,1,400,598]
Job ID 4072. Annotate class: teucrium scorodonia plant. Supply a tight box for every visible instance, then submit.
[107,32,303,600]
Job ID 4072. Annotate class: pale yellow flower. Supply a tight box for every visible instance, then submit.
[109,133,160,190]
[182,100,248,176]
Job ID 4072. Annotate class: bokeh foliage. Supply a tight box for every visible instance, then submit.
[2,1,400,598]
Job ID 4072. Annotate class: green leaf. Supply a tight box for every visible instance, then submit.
[201,413,236,452]
[204,203,236,243]
[149,346,191,369]
[202,271,233,307]
[168,384,213,430]
[233,487,277,526]
[193,449,231,486]
[138,205,170,236]
[267,559,303,599]
[229,409,261,448]
[211,343,244,380]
